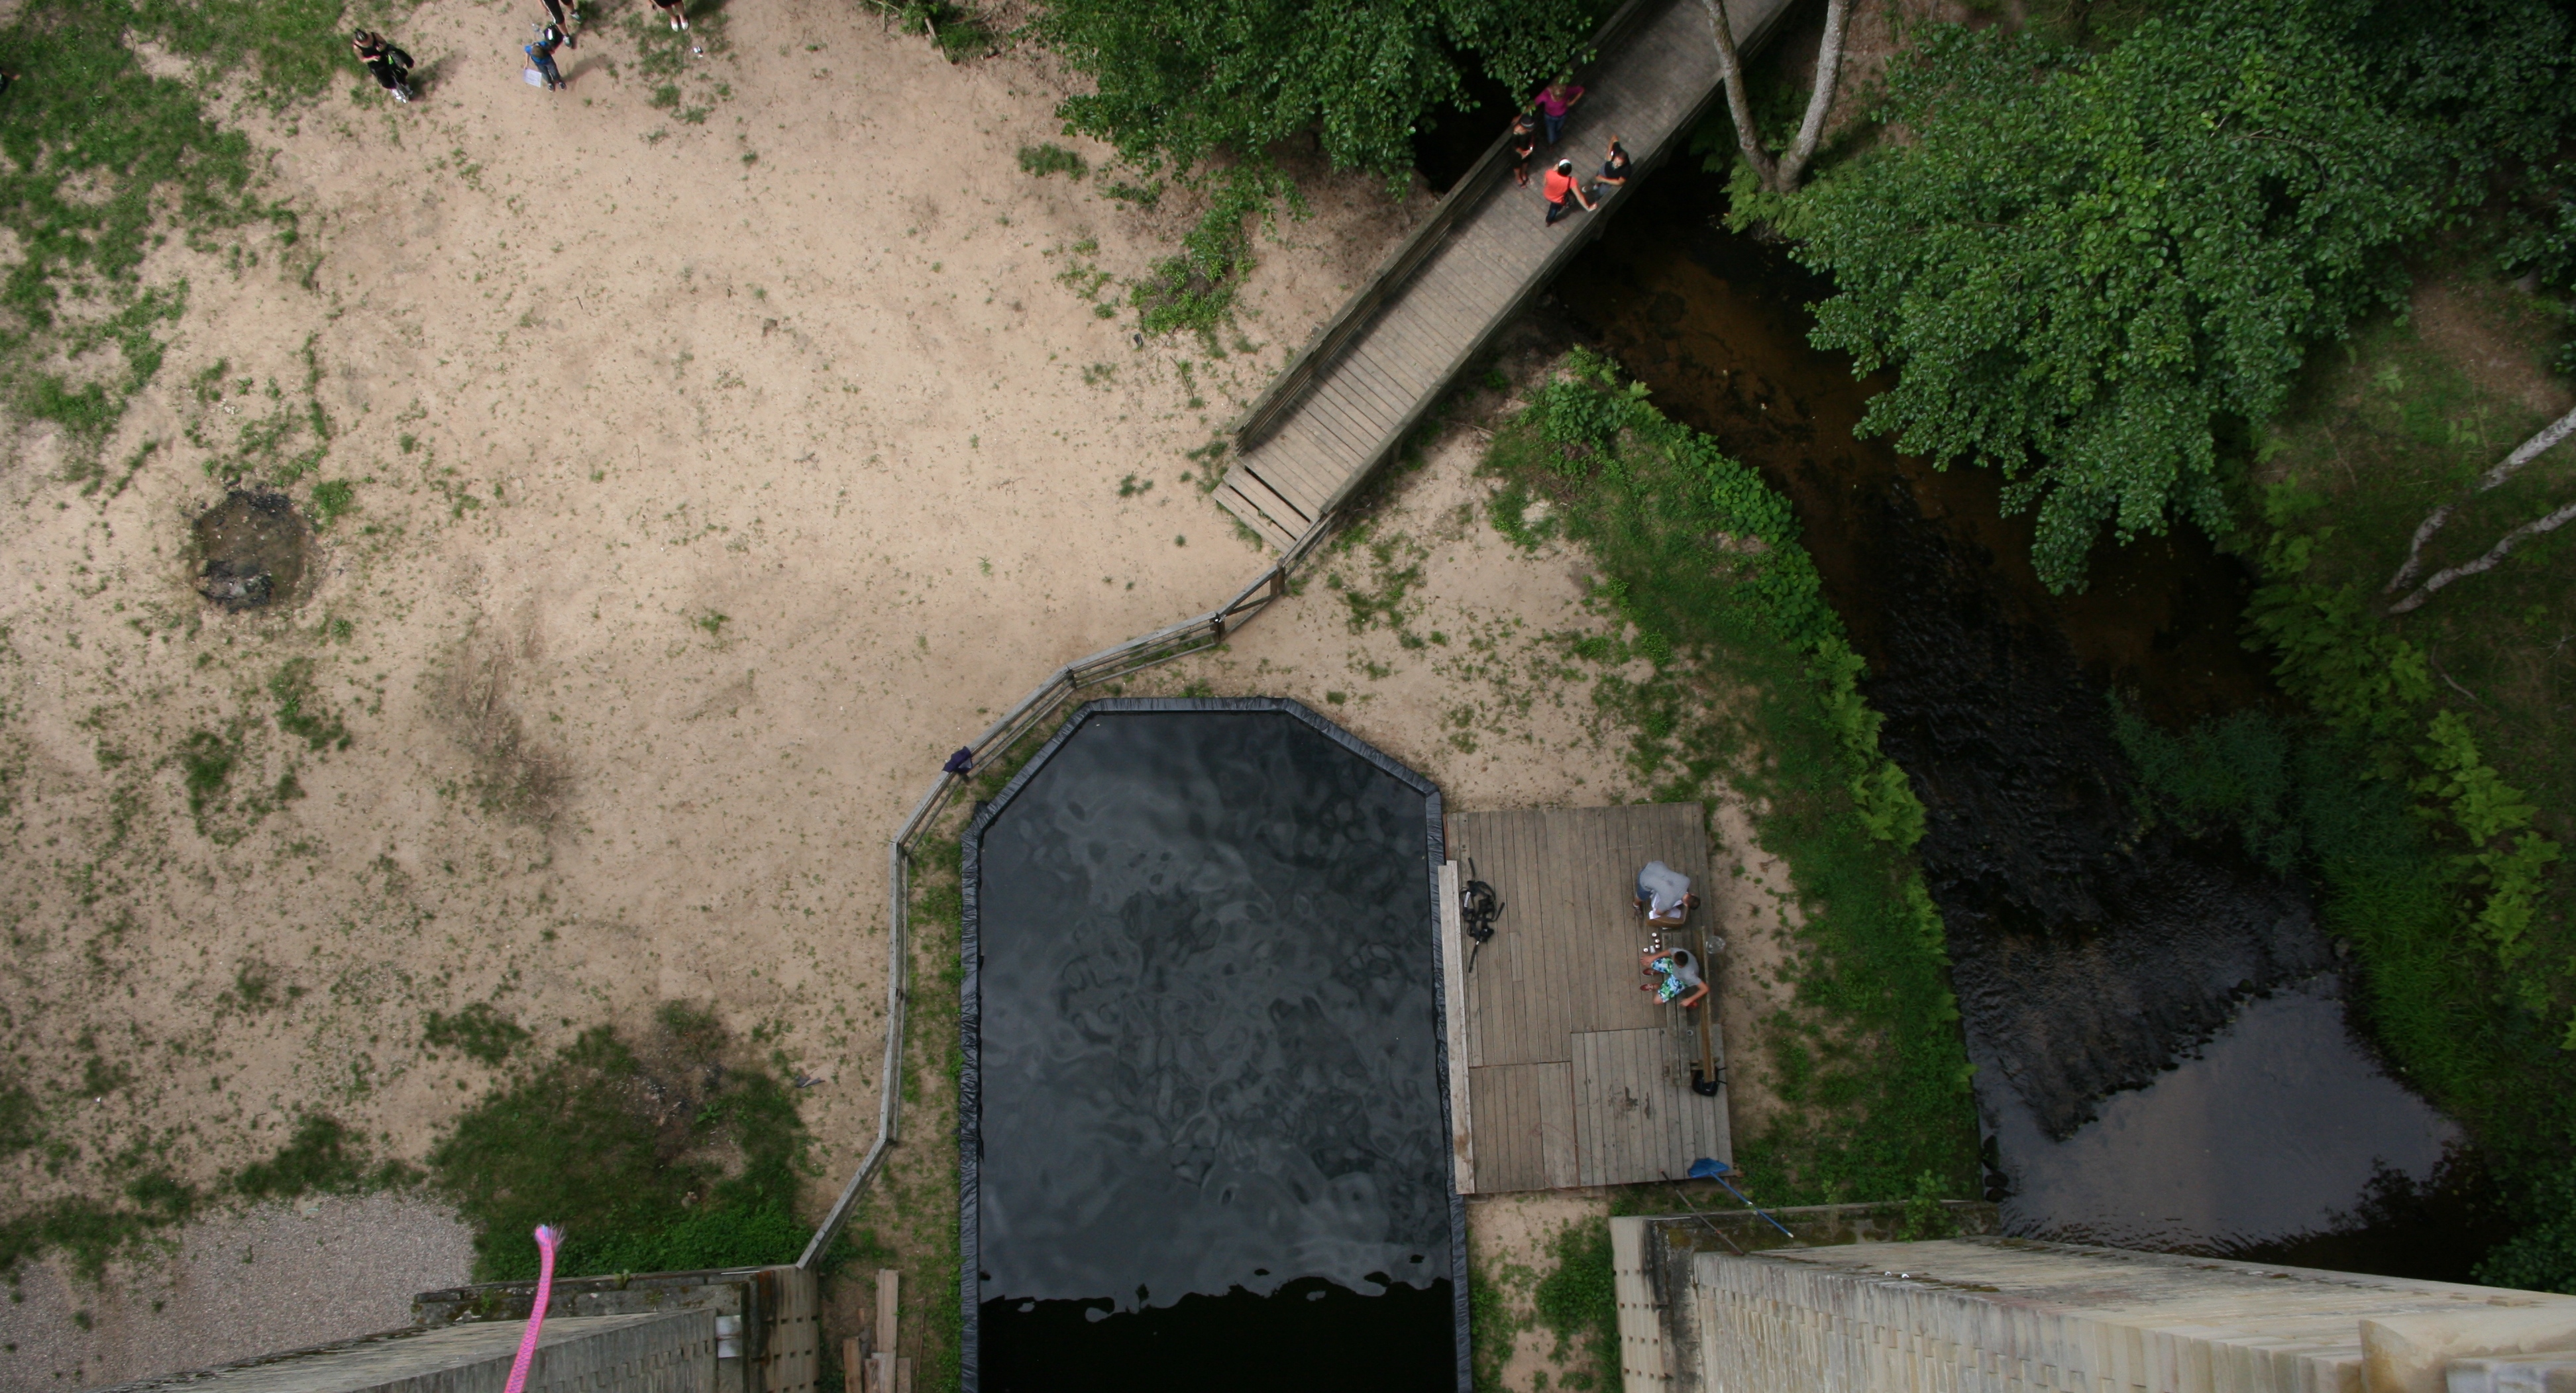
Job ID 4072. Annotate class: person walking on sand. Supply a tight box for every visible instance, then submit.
[653,0,690,33]
[350,29,414,103]
[1598,136,1633,196]
[525,21,569,90]
[541,0,580,39]
[1543,158,1595,225]
[1509,110,1540,187]
[1534,76,1584,145]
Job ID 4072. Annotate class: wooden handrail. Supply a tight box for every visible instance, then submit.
[1228,0,1662,453]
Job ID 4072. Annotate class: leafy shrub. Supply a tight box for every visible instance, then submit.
[1130,168,1283,336]
[2414,712,2564,998]
[2477,1159,2576,1294]
[1796,6,2443,590]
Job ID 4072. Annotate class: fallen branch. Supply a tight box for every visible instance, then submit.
[2385,403,2576,595]
[2388,497,2576,614]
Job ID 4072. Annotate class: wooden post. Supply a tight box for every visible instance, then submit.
[840,1337,865,1393]
[861,1267,900,1392]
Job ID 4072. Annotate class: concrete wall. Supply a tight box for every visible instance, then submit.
[85,1312,712,1393]
[1613,1229,2576,1393]
[1613,1204,2001,1393]
[413,1266,815,1393]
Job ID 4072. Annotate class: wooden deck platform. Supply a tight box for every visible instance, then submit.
[1436,804,1731,1195]
[1214,0,1796,550]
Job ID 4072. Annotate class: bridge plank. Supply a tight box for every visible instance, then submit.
[1213,0,1798,548]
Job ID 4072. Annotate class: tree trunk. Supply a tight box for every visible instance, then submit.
[1698,0,1852,196]
[2385,403,2576,595]
[1774,0,1851,191]
[1697,0,1779,191]
[2387,498,2576,614]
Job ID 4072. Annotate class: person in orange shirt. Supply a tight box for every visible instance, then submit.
[1543,158,1596,225]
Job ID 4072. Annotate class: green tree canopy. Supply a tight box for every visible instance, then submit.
[1036,0,1600,178]
[1795,3,2445,590]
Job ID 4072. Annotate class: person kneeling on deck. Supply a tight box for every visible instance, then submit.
[1544,158,1596,225]
[1640,947,1709,1009]
[1634,859,1698,928]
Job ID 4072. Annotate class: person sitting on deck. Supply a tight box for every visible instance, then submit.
[1635,859,1698,928]
[1640,947,1709,1009]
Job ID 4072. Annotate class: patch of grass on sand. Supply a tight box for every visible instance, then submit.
[1016,143,1087,180]
[427,1006,841,1282]
[1531,1217,1619,1392]
[0,0,390,468]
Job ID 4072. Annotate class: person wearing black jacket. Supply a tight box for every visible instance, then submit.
[349,30,413,103]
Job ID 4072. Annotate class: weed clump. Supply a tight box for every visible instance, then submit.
[1017,143,1087,180]
[1531,1218,1617,1392]
[427,1009,818,1280]
[423,1003,531,1066]
[233,1114,413,1201]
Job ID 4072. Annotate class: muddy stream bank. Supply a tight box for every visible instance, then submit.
[1548,168,2498,1278]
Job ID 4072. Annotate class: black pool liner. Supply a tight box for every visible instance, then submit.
[961,697,1467,1393]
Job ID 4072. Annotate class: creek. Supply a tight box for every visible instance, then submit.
[1540,166,2502,1278]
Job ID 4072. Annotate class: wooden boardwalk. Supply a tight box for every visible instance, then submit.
[1436,804,1731,1194]
[1214,0,1796,549]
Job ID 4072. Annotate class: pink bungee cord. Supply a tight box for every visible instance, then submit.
[501,1225,565,1393]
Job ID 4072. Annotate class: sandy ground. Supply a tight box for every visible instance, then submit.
[0,4,1792,1386]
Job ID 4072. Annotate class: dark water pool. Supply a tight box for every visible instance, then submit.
[1555,168,2489,1277]
[961,699,1463,1393]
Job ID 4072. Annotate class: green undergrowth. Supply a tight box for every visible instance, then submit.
[0,0,395,470]
[427,1006,840,1282]
[1483,349,1977,1205]
[882,1,993,62]
[1130,167,1292,339]
[2216,286,2576,1290]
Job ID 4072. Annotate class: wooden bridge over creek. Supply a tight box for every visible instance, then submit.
[1214,0,1798,549]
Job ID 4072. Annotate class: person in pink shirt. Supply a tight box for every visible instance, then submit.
[1534,76,1585,145]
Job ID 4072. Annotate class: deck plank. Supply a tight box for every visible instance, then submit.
[1453,803,1733,1194]
[1220,469,1310,539]
[1214,484,1296,551]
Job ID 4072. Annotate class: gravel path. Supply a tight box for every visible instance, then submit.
[0,1194,473,1392]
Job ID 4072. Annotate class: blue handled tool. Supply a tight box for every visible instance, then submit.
[1689,1158,1796,1239]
